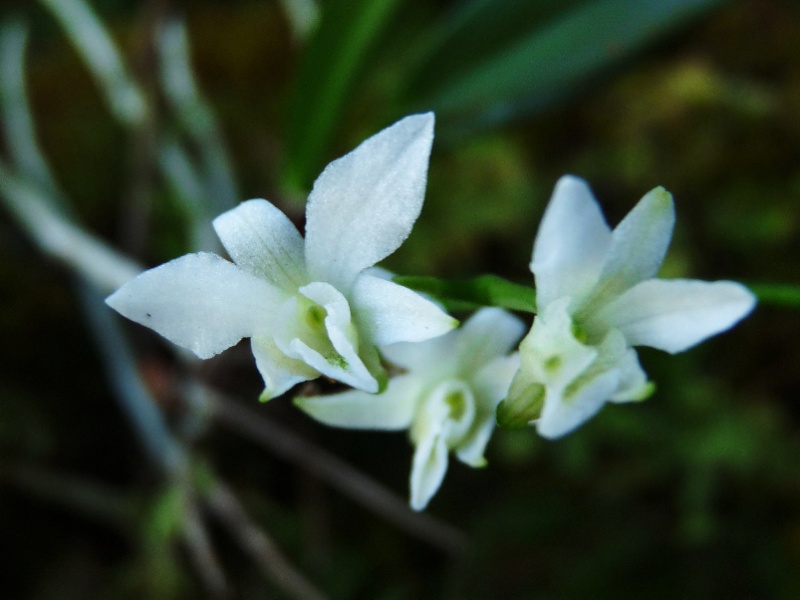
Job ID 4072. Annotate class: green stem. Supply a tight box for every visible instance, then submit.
[748,283,800,308]
[394,274,537,313]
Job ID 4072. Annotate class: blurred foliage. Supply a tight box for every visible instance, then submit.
[1,0,800,599]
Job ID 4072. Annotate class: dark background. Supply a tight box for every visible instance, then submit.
[1,0,798,598]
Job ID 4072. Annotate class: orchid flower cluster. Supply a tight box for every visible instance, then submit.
[107,113,755,510]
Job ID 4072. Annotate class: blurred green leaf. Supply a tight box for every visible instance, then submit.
[408,0,584,97]
[144,485,186,545]
[410,0,725,131]
[283,0,402,192]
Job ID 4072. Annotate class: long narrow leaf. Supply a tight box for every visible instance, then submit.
[283,0,402,192]
[158,19,238,212]
[412,0,725,128]
[158,138,220,251]
[0,14,186,480]
[39,0,147,127]
[0,21,64,201]
[0,162,142,291]
[408,0,584,100]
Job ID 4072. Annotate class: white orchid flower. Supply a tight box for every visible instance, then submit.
[501,175,756,439]
[107,113,457,398]
[296,308,524,510]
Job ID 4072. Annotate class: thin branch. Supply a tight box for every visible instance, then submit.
[79,283,188,475]
[0,462,134,530]
[198,385,470,556]
[206,481,329,600]
[182,490,231,598]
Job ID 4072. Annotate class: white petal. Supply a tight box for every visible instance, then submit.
[251,336,317,400]
[518,298,597,390]
[531,175,612,308]
[352,274,458,346]
[536,369,620,439]
[455,416,494,468]
[423,380,476,444]
[380,332,457,374]
[300,282,378,390]
[212,199,306,291]
[272,284,379,392]
[501,299,596,429]
[455,361,509,467]
[362,266,395,280]
[454,308,525,375]
[106,252,283,359]
[305,113,435,291]
[471,354,521,404]
[409,431,449,511]
[588,187,675,307]
[597,278,756,354]
[380,309,520,378]
[285,338,377,392]
[609,348,653,403]
[295,374,422,430]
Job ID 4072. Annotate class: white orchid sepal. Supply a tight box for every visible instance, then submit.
[107,113,457,398]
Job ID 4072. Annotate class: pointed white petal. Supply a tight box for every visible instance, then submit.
[471,354,520,404]
[609,348,653,403]
[106,252,283,359]
[455,380,504,468]
[251,336,317,400]
[455,416,494,468]
[598,278,756,354]
[295,374,422,430]
[409,431,449,511]
[380,332,457,375]
[531,176,612,308]
[574,328,627,381]
[536,368,620,439]
[352,274,458,347]
[454,308,525,375]
[589,187,675,306]
[212,199,306,291]
[305,113,435,291]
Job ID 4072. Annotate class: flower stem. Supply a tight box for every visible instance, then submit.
[748,283,800,308]
[394,274,537,313]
